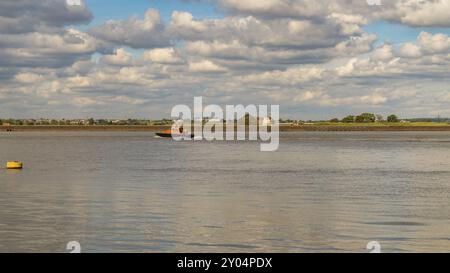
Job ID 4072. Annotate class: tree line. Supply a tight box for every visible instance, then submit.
[330,113,400,123]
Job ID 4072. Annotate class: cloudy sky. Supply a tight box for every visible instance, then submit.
[1,0,450,119]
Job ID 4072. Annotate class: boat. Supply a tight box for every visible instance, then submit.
[155,122,194,138]
[155,129,194,139]
[156,120,194,139]
[155,129,173,138]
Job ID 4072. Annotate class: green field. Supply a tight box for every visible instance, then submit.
[308,122,450,127]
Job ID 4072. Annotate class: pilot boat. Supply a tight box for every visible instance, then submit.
[155,129,194,139]
[155,121,194,139]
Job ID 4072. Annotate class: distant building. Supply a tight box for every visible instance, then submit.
[2,123,11,126]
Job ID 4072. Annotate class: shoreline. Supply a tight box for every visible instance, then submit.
[2,125,450,132]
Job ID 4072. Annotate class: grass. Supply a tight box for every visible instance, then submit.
[306,122,450,127]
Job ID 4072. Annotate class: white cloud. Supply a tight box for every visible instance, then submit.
[89,9,169,48]
[240,66,324,85]
[398,43,422,58]
[417,32,450,54]
[0,28,102,70]
[328,13,368,35]
[0,0,93,34]
[2,1,450,119]
[14,72,45,83]
[189,60,227,73]
[396,0,450,27]
[67,75,92,88]
[169,11,208,33]
[295,91,321,102]
[72,97,102,106]
[371,44,394,61]
[318,93,388,107]
[110,96,145,105]
[143,48,183,64]
[101,48,133,66]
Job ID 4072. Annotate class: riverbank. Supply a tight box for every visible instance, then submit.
[0,125,168,132]
[283,125,450,131]
[2,124,450,132]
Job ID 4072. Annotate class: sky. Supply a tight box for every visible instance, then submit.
[1,0,450,120]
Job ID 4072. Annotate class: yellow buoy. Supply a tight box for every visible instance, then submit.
[6,161,23,169]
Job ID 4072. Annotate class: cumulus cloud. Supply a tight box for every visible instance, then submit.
[0,28,103,69]
[319,93,388,107]
[14,72,45,83]
[295,91,321,102]
[390,0,450,27]
[1,0,450,118]
[101,48,133,66]
[218,0,450,28]
[240,66,324,86]
[110,96,145,105]
[219,0,348,19]
[293,90,388,107]
[417,31,450,54]
[170,11,209,33]
[398,43,422,58]
[72,96,102,106]
[0,1,104,73]
[143,48,183,64]
[89,9,170,49]
[189,60,228,73]
[0,0,93,34]
[371,43,395,61]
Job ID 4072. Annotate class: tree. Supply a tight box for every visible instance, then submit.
[376,115,384,122]
[387,114,399,123]
[356,113,376,123]
[97,119,109,125]
[355,115,364,123]
[330,118,340,123]
[342,115,355,123]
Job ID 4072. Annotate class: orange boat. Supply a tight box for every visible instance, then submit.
[155,128,194,139]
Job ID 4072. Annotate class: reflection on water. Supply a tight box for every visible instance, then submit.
[0,131,449,253]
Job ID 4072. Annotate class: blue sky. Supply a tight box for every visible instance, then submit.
[85,0,221,24]
[82,0,450,46]
[79,0,223,61]
[80,0,450,69]
[364,21,450,46]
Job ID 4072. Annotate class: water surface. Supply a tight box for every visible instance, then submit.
[0,131,449,252]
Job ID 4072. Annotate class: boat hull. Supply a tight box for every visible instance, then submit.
[155,133,194,139]
[155,133,172,138]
